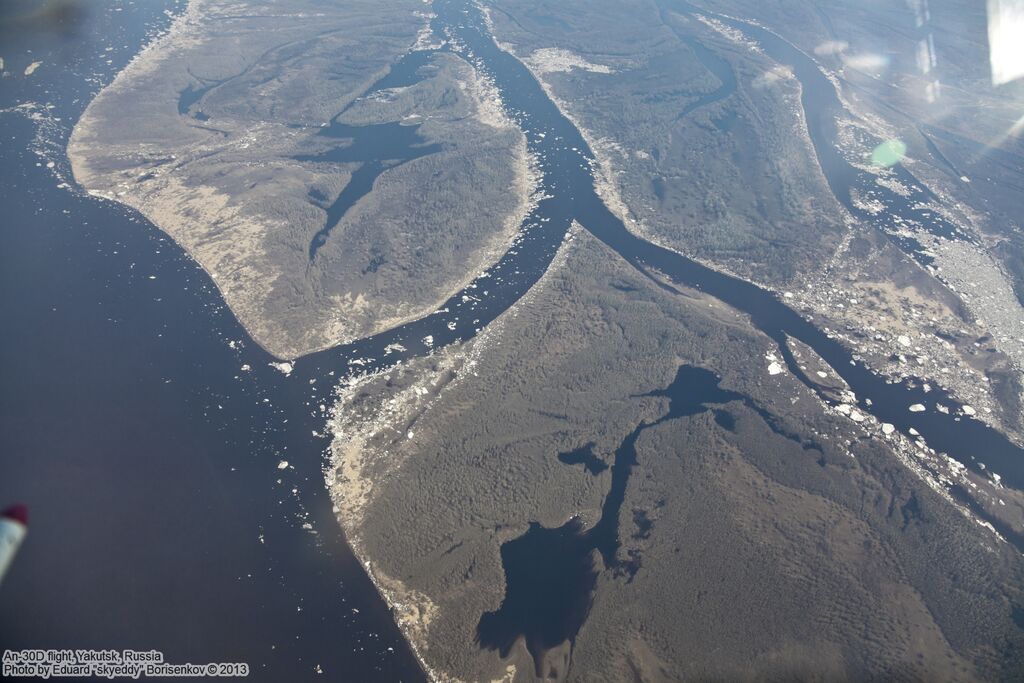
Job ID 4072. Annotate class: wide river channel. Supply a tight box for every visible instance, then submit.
[2,0,1021,681]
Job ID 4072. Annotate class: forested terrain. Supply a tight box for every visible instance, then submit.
[334,231,1024,681]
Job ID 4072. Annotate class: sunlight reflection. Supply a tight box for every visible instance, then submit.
[988,0,1024,85]
[981,112,1024,156]
[871,139,907,167]
[813,40,848,56]
[842,53,890,72]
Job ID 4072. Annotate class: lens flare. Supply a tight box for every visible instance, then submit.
[988,0,1024,85]
[871,139,907,167]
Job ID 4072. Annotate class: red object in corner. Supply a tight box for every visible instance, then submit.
[2,504,28,526]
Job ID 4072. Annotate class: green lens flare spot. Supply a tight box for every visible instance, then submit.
[871,138,906,167]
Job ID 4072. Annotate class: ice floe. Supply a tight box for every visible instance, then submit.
[270,361,294,376]
[525,48,612,75]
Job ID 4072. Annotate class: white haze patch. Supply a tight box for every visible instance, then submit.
[752,64,793,88]
[812,39,889,74]
[814,40,849,56]
[842,53,890,71]
[988,0,1024,85]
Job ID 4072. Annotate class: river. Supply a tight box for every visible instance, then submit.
[415,0,1024,516]
[2,0,1021,680]
[425,0,1024,671]
[0,3,423,680]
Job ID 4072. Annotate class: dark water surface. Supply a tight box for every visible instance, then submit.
[0,3,423,680]
[477,367,741,673]
[0,1,584,678]
[557,444,607,475]
[656,7,737,121]
[3,0,1022,680]
[300,50,441,260]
